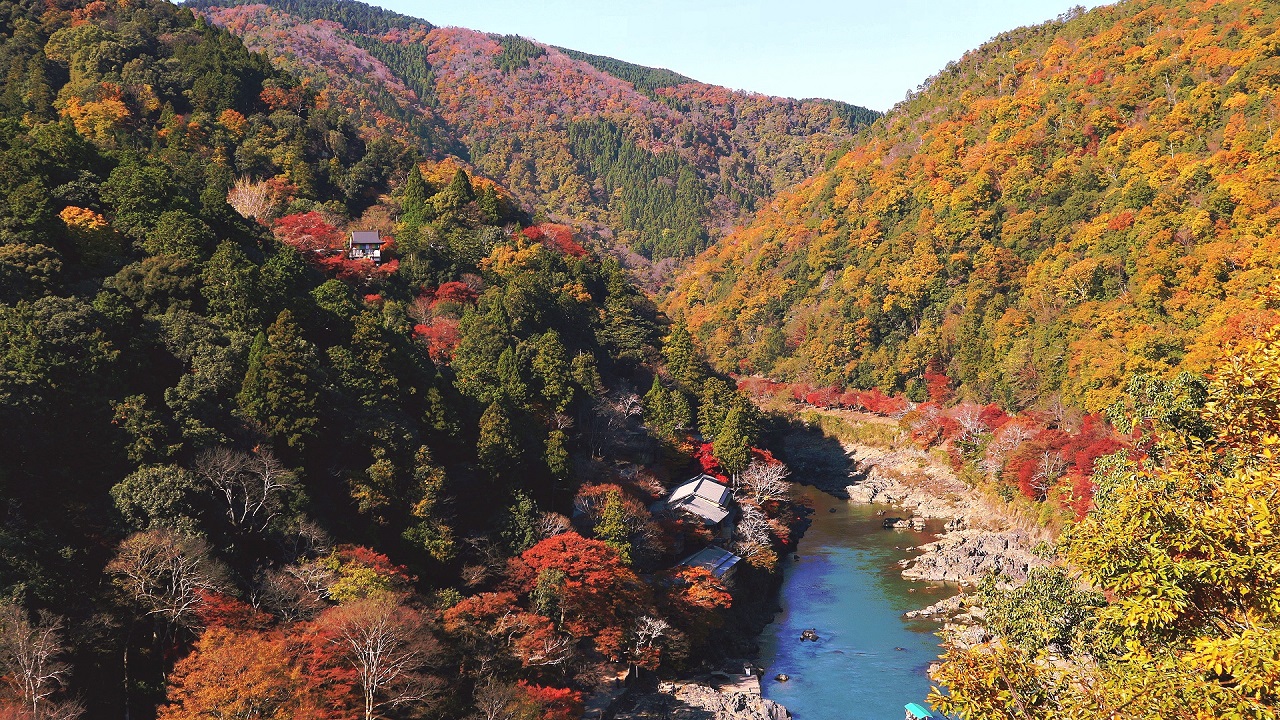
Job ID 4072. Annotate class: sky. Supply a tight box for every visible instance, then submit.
[369,0,1110,111]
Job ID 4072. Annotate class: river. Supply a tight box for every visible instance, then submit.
[757,485,952,720]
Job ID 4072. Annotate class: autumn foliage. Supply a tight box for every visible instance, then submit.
[273,211,343,254]
[198,1,878,259]
[272,211,399,281]
[515,533,646,657]
[518,682,583,720]
[158,628,307,720]
[523,224,587,258]
[668,0,1280,415]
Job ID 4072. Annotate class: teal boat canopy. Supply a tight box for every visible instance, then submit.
[904,703,935,719]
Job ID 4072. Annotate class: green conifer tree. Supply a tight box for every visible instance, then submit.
[571,351,603,396]
[237,309,319,451]
[644,376,672,435]
[497,345,529,407]
[477,185,500,223]
[403,445,455,561]
[532,330,574,412]
[398,165,432,232]
[202,241,261,331]
[669,388,693,437]
[545,429,569,479]
[433,168,475,216]
[477,401,520,477]
[424,383,462,438]
[447,168,475,202]
[712,405,753,476]
[500,490,539,553]
[594,489,633,565]
[452,305,511,403]
[662,323,704,391]
[328,311,400,408]
[697,377,735,439]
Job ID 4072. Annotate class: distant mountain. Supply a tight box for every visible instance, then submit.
[190,0,880,261]
[665,0,1280,412]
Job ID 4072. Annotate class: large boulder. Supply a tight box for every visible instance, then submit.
[617,683,791,720]
[674,684,791,720]
[902,530,1043,583]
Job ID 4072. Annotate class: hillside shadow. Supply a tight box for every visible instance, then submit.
[765,418,857,498]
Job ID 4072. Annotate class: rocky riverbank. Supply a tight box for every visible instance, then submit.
[843,455,965,520]
[616,680,790,720]
[900,529,1041,583]
[778,411,1044,589]
[835,432,1045,588]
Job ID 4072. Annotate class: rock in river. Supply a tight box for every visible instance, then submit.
[619,682,791,720]
[902,529,1042,583]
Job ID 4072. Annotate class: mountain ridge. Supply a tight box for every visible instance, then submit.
[665,0,1280,413]
[191,0,881,262]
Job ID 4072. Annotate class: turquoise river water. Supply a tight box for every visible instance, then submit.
[757,485,953,720]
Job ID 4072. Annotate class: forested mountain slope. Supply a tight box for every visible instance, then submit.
[0,0,785,715]
[190,0,880,260]
[666,0,1280,412]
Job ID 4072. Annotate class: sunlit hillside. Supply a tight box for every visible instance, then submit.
[666,0,1280,412]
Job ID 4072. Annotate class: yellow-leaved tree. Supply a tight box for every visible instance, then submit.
[931,324,1280,719]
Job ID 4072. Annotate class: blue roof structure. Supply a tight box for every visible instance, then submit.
[678,546,741,578]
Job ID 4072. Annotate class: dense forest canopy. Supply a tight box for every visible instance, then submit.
[0,0,787,716]
[4,0,1280,716]
[190,0,881,260]
[666,0,1280,413]
[931,323,1280,717]
[552,47,696,95]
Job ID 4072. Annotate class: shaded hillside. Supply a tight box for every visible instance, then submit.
[0,0,789,714]
[665,0,1280,412]
[192,0,880,259]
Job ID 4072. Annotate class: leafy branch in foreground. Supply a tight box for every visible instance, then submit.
[931,324,1280,719]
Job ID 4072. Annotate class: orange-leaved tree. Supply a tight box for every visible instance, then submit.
[158,627,303,720]
[516,533,648,660]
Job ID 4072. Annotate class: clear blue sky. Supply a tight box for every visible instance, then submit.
[370,1,1109,111]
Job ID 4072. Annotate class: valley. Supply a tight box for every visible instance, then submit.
[0,0,1277,718]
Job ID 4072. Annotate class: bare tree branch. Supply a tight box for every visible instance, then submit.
[951,404,989,443]
[734,504,773,547]
[324,598,437,720]
[735,460,792,505]
[0,605,82,720]
[105,530,228,626]
[193,447,295,534]
[981,422,1036,476]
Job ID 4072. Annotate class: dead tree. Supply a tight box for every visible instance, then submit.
[193,447,295,534]
[735,460,792,505]
[105,529,228,627]
[322,597,438,720]
[0,605,82,720]
[1030,450,1068,500]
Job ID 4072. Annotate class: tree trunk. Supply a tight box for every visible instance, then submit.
[122,622,133,720]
